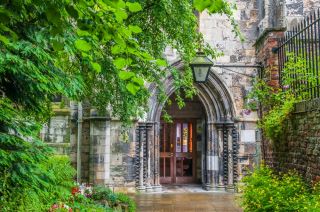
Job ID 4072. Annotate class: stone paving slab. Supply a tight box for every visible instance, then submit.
[133,185,243,212]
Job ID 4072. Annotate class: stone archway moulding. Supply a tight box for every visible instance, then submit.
[147,60,236,123]
[135,60,238,192]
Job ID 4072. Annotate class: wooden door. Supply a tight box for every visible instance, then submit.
[160,120,196,184]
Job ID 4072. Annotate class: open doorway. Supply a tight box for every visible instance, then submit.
[159,94,205,184]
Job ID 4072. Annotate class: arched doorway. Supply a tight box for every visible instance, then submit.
[159,94,205,184]
[135,61,238,192]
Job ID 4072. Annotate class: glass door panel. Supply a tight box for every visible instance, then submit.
[160,123,173,184]
[174,121,196,184]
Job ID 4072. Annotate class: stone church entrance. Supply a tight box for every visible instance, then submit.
[159,94,205,184]
[135,63,238,192]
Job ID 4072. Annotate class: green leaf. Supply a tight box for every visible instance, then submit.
[119,71,134,80]
[52,40,64,51]
[129,25,142,34]
[115,9,128,22]
[74,39,92,52]
[132,77,144,86]
[0,34,9,44]
[193,0,211,12]
[45,8,61,26]
[111,45,124,54]
[65,5,79,19]
[114,58,127,69]
[126,2,142,12]
[76,29,91,37]
[91,62,101,73]
[156,59,167,67]
[126,82,140,95]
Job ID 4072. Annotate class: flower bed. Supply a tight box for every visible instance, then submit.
[49,184,136,212]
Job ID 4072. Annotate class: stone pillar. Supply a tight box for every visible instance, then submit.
[81,101,91,183]
[145,123,153,192]
[255,29,285,164]
[69,101,78,173]
[153,122,162,191]
[89,118,111,185]
[204,122,212,188]
[204,122,219,190]
[222,125,229,188]
[215,123,225,190]
[136,124,145,191]
[226,123,234,190]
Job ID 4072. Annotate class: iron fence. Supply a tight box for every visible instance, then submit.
[277,9,320,100]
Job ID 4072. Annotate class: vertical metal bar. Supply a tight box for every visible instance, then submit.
[300,22,305,97]
[316,9,320,97]
[288,31,294,91]
[297,22,302,96]
[305,16,313,99]
[292,30,297,93]
[310,13,316,99]
[303,18,308,99]
[278,39,283,86]
[281,37,286,87]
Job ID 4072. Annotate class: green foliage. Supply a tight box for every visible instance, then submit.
[246,53,318,141]
[0,0,239,210]
[0,152,76,211]
[91,186,136,212]
[238,165,320,211]
[68,193,111,212]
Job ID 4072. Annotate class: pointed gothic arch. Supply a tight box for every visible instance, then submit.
[135,60,239,191]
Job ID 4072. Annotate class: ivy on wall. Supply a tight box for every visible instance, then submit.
[247,53,318,141]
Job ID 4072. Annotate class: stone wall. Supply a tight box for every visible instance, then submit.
[255,0,320,183]
[40,106,71,155]
[264,100,320,183]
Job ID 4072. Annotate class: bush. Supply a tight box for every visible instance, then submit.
[0,155,76,211]
[91,186,136,212]
[238,165,320,211]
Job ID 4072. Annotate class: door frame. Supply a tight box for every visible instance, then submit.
[160,118,197,184]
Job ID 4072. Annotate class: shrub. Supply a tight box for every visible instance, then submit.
[91,186,136,212]
[0,155,76,211]
[238,165,320,211]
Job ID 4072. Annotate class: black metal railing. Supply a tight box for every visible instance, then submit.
[277,9,320,100]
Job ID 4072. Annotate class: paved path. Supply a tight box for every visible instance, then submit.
[133,187,242,212]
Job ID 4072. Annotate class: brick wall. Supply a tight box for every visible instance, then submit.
[264,100,320,182]
[256,28,320,183]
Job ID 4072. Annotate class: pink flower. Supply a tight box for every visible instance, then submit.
[243,109,251,115]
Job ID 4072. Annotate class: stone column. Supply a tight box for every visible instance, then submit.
[137,124,145,191]
[204,122,219,190]
[226,123,235,191]
[222,125,229,188]
[69,101,78,175]
[152,122,162,191]
[89,118,111,185]
[81,101,91,183]
[215,123,225,190]
[145,123,153,192]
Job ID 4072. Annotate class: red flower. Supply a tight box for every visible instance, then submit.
[71,187,80,196]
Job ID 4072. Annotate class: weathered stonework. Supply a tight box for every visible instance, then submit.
[264,100,320,182]
[255,0,320,184]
